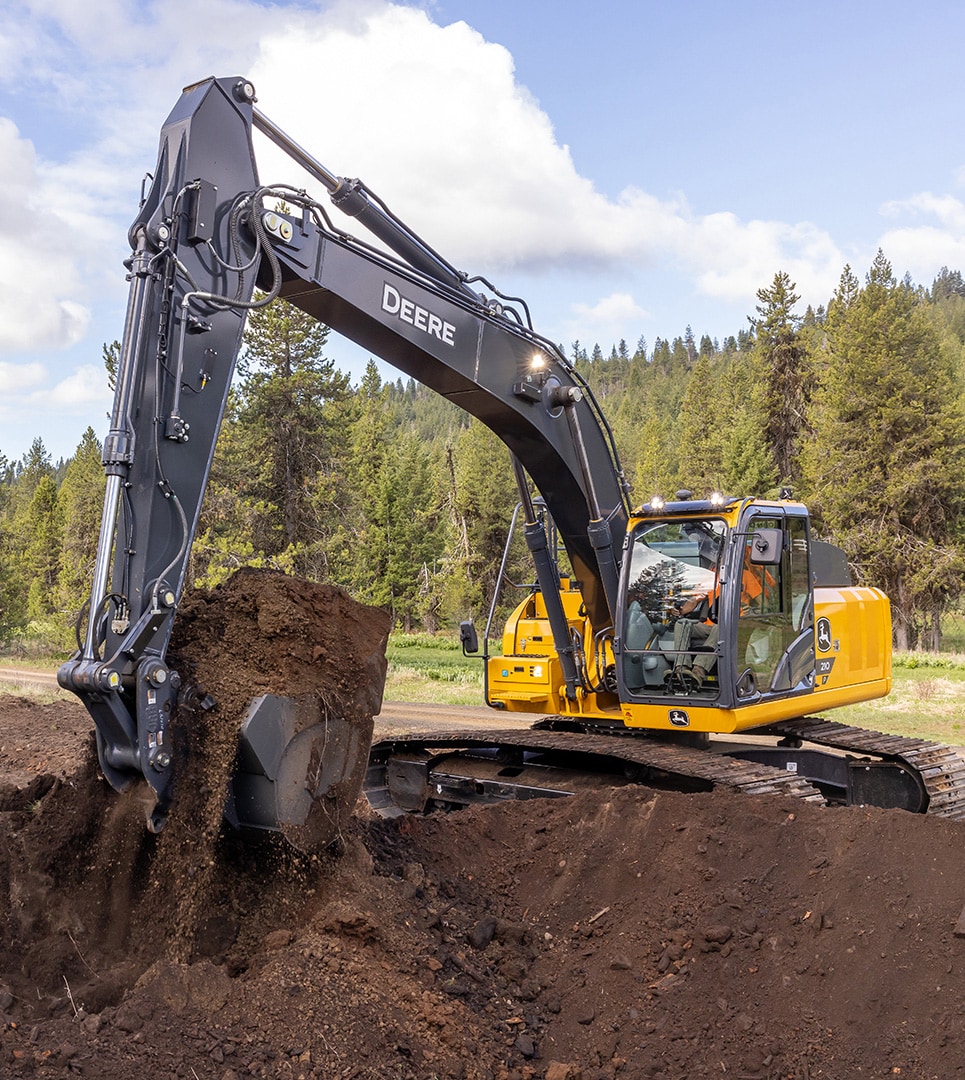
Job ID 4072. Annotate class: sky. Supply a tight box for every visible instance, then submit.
[2,0,965,463]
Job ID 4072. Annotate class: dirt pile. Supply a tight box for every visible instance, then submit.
[1,568,965,1077]
[4,764,965,1080]
[0,569,393,1070]
[154,568,391,931]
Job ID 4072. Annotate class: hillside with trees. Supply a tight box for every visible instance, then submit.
[2,253,964,652]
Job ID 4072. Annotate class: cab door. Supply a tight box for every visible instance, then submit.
[733,510,815,701]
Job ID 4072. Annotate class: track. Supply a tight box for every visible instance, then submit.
[366,725,826,814]
[772,716,965,819]
[367,715,965,819]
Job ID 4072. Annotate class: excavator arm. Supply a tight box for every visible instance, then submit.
[58,76,630,834]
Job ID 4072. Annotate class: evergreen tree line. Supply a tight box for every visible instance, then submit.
[2,251,964,651]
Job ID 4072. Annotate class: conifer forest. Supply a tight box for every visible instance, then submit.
[3,252,965,653]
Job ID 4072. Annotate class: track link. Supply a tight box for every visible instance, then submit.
[370,727,825,806]
[771,717,965,820]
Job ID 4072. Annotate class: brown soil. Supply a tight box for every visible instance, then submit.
[2,570,965,1079]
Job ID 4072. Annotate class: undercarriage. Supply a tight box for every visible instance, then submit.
[365,717,965,820]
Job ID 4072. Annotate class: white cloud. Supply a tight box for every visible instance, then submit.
[3,2,850,313]
[880,192,965,229]
[684,214,844,306]
[877,226,965,282]
[32,363,112,411]
[565,291,649,351]
[876,192,965,284]
[574,292,649,323]
[243,5,850,308]
[3,0,959,388]
[0,118,92,354]
[0,360,46,394]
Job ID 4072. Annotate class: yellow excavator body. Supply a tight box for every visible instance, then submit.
[486,498,892,737]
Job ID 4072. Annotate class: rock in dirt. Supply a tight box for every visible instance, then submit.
[954,904,965,938]
[469,916,497,950]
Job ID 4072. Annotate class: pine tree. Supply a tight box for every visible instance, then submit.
[717,352,777,496]
[684,326,697,363]
[374,431,444,630]
[932,266,965,302]
[675,353,724,493]
[3,439,55,627]
[234,298,353,573]
[341,362,395,606]
[22,475,62,620]
[632,411,677,501]
[12,438,53,507]
[56,428,107,624]
[0,452,23,636]
[753,271,812,486]
[804,251,965,648]
[436,421,518,624]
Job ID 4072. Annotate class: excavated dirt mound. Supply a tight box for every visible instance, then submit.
[2,569,965,1078]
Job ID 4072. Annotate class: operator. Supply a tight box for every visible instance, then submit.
[676,618,717,689]
[669,586,718,686]
[678,543,778,687]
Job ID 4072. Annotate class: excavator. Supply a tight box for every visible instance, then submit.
[58,76,965,847]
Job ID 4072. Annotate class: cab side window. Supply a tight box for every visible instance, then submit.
[737,517,784,689]
[737,515,813,696]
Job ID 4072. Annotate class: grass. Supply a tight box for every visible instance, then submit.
[831,651,965,746]
[384,631,484,704]
[0,657,73,703]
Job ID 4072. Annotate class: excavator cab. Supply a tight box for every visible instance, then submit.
[618,498,816,720]
[616,495,891,733]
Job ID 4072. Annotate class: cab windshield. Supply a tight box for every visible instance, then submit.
[623,518,726,698]
[626,519,725,621]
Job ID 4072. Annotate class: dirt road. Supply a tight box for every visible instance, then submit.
[0,665,529,736]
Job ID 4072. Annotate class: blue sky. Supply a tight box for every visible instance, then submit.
[2,0,964,462]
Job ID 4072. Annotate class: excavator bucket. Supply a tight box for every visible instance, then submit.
[224,694,374,852]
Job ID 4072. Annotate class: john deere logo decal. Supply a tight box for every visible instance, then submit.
[816,617,832,653]
[669,709,690,727]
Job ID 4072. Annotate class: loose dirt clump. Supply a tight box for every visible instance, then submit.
[2,575,965,1078]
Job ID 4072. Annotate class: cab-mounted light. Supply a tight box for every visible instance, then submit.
[709,490,725,507]
[651,494,666,510]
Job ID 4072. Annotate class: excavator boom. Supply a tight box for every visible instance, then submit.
[58,76,629,836]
